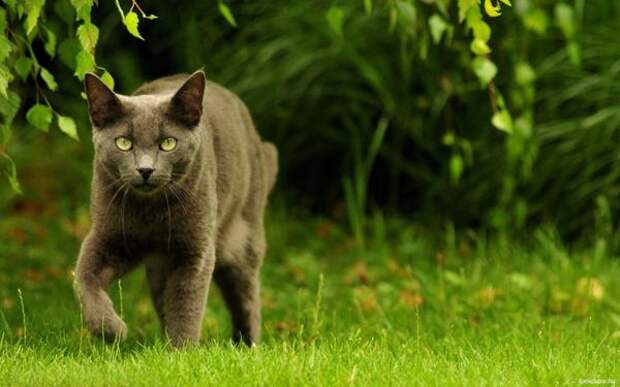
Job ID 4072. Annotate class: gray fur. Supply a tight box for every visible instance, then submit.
[73,71,277,347]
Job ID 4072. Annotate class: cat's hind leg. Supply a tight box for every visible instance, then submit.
[214,220,264,346]
[214,261,261,346]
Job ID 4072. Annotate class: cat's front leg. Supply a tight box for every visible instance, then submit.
[73,234,137,341]
[163,244,215,347]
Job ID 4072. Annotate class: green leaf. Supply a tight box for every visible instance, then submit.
[325,6,344,37]
[40,67,58,91]
[0,7,7,32]
[442,131,455,146]
[515,62,536,86]
[395,1,416,33]
[100,70,115,90]
[53,0,76,24]
[70,0,93,10]
[436,0,451,16]
[26,104,53,132]
[77,22,99,54]
[388,7,397,33]
[0,64,14,97]
[24,0,45,35]
[523,8,548,34]
[143,14,158,20]
[57,114,79,140]
[471,57,497,86]
[0,90,21,145]
[458,0,477,22]
[14,57,34,81]
[567,41,581,66]
[450,154,464,185]
[74,50,94,80]
[44,28,57,58]
[0,35,14,63]
[428,14,449,44]
[70,0,93,21]
[555,3,576,39]
[0,90,20,124]
[123,11,144,40]
[1,153,21,193]
[16,2,25,18]
[75,5,91,22]
[363,0,372,15]
[471,38,491,56]
[58,38,81,69]
[218,2,237,27]
[484,0,502,17]
[472,20,491,42]
[492,110,514,134]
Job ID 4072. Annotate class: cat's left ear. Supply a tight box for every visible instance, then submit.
[84,73,124,128]
[169,70,206,128]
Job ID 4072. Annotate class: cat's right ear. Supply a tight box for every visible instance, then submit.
[84,73,124,128]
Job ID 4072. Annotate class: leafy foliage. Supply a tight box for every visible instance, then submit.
[0,0,510,191]
[0,0,158,190]
[2,0,619,244]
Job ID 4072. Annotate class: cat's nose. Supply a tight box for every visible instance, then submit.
[137,167,155,181]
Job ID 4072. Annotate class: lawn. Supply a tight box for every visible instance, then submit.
[0,204,619,386]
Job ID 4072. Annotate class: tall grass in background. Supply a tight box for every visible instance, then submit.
[202,1,620,244]
[4,0,620,248]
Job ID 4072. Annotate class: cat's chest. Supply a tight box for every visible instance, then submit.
[106,204,203,248]
[130,207,196,235]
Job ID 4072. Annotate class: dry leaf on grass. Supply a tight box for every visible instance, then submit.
[576,277,604,300]
[549,288,570,314]
[476,286,502,309]
[316,221,335,238]
[343,261,372,286]
[24,269,45,282]
[1,297,14,309]
[353,287,377,313]
[386,259,412,279]
[399,290,423,309]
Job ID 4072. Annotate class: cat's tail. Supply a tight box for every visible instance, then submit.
[261,142,278,195]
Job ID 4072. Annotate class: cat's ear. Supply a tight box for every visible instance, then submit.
[84,73,124,128]
[168,71,206,127]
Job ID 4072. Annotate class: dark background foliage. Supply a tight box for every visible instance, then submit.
[3,0,620,244]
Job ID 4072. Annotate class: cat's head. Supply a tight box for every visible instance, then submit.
[84,71,205,195]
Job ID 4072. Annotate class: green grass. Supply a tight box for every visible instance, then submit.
[0,205,619,386]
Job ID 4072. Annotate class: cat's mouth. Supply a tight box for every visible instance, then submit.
[132,182,161,194]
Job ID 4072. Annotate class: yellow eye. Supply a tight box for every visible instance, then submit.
[160,137,177,152]
[115,137,132,151]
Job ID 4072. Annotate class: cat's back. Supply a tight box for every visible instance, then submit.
[132,74,190,96]
[133,74,257,139]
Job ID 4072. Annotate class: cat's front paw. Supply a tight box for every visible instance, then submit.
[86,313,128,342]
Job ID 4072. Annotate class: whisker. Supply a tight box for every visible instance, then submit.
[172,180,195,200]
[121,185,130,255]
[101,176,124,192]
[166,185,189,215]
[104,181,128,218]
[163,189,172,251]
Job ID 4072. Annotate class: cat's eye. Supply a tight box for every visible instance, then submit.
[160,137,177,152]
[115,137,133,151]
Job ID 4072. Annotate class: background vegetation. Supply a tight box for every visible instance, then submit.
[2,0,620,244]
[1,0,619,384]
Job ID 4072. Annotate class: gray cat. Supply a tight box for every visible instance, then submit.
[73,71,277,347]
